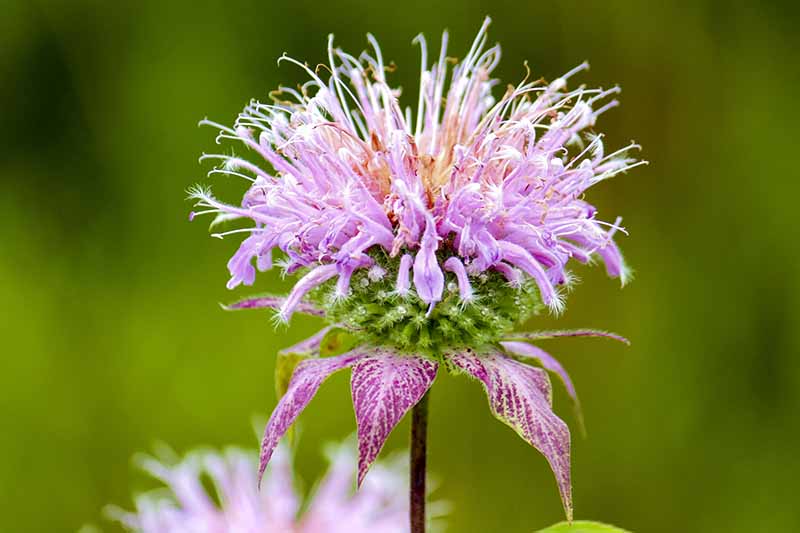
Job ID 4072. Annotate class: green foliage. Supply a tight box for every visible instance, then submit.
[309,250,543,357]
[537,521,632,533]
[319,328,360,357]
[6,3,800,532]
[274,351,307,398]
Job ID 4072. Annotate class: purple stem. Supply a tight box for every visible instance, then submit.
[410,390,430,533]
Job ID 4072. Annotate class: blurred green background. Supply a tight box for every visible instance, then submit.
[2,1,798,531]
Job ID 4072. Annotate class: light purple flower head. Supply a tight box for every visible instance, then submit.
[191,17,644,522]
[109,440,440,533]
[191,17,642,322]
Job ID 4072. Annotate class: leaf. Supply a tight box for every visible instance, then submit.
[350,350,438,485]
[504,329,630,345]
[272,327,356,444]
[259,349,366,484]
[536,520,632,532]
[275,327,333,398]
[319,328,360,357]
[275,352,308,400]
[500,340,585,436]
[447,349,572,520]
[222,294,325,317]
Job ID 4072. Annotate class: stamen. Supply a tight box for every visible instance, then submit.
[211,227,263,239]
[208,169,256,182]
[594,99,620,117]
[412,32,428,138]
[197,118,239,136]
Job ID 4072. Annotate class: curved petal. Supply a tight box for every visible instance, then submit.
[447,349,572,520]
[395,253,414,295]
[225,234,261,289]
[498,240,562,312]
[412,219,445,305]
[259,349,367,483]
[443,256,474,301]
[351,350,438,485]
[222,295,326,317]
[279,264,338,322]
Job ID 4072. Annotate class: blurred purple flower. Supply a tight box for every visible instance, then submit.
[109,441,440,533]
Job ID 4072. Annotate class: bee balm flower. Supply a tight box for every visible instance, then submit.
[109,442,430,533]
[191,17,643,520]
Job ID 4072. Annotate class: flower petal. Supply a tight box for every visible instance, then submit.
[222,295,326,317]
[412,219,445,305]
[350,350,438,485]
[279,264,339,322]
[225,234,261,289]
[447,349,572,520]
[395,253,414,295]
[259,349,367,484]
[497,240,563,312]
[443,256,474,301]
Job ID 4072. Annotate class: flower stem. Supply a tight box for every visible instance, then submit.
[410,390,430,533]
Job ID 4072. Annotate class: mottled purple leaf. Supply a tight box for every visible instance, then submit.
[501,340,585,436]
[259,349,366,484]
[504,329,630,345]
[350,350,438,485]
[447,349,573,520]
[222,295,325,317]
[274,328,332,400]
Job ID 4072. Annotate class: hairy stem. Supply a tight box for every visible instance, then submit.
[410,390,430,533]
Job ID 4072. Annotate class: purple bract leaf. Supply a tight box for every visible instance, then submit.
[259,349,366,484]
[447,349,573,520]
[350,350,438,485]
[222,295,326,317]
[275,327,334,400]
[505,329,630,345]
[501,340,584,435]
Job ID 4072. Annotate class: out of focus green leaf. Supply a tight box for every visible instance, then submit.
[274,350,308,444]
[537,521,631,533]
[319,328,359,356]
[275,351,306,399]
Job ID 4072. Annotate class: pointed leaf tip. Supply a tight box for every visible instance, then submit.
[224,295,326,317]
[258,349,366,484]
[351,350,437,486]
[506,329,630,345]
[448,349,572,519]
[501,341,585,436]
